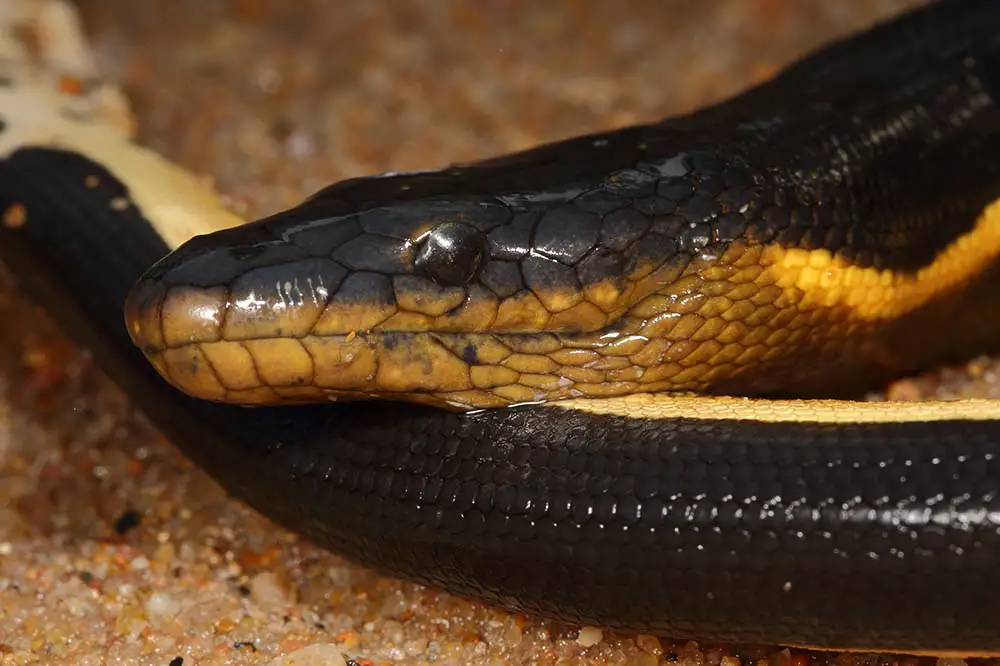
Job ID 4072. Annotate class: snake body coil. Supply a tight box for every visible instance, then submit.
[3,0,1000,654]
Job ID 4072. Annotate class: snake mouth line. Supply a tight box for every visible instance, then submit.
[132,328,700,410]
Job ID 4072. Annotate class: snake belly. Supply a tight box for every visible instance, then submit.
[4,0,1000,654]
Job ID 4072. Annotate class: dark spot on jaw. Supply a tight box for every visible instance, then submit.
[462,343,478,365]
[381,332,401,350]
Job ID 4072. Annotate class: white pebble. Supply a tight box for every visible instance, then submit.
[250,571,293,609]
[145,591,181,618]
[576,626,603,647]
[503,619,523,648]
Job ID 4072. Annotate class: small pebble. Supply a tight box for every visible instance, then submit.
[636,634,662,656]
[382,619,405,645]
[327,566,352,588]
[576,626,603,647]
[250,571,293,609]
[378,589,408,619]
[503,619,523,648]
[145,591,181,619]
[677,641,705,666]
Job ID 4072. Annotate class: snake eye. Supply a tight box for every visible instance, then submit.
[414,222,485,286]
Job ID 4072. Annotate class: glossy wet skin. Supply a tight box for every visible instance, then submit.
[125,13,1000,409]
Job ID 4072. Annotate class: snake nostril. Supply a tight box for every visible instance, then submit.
[414,221,486,286]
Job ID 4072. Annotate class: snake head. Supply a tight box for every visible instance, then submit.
[119,149,778,410]
[123,153,764,410]
[126,129,996,411]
